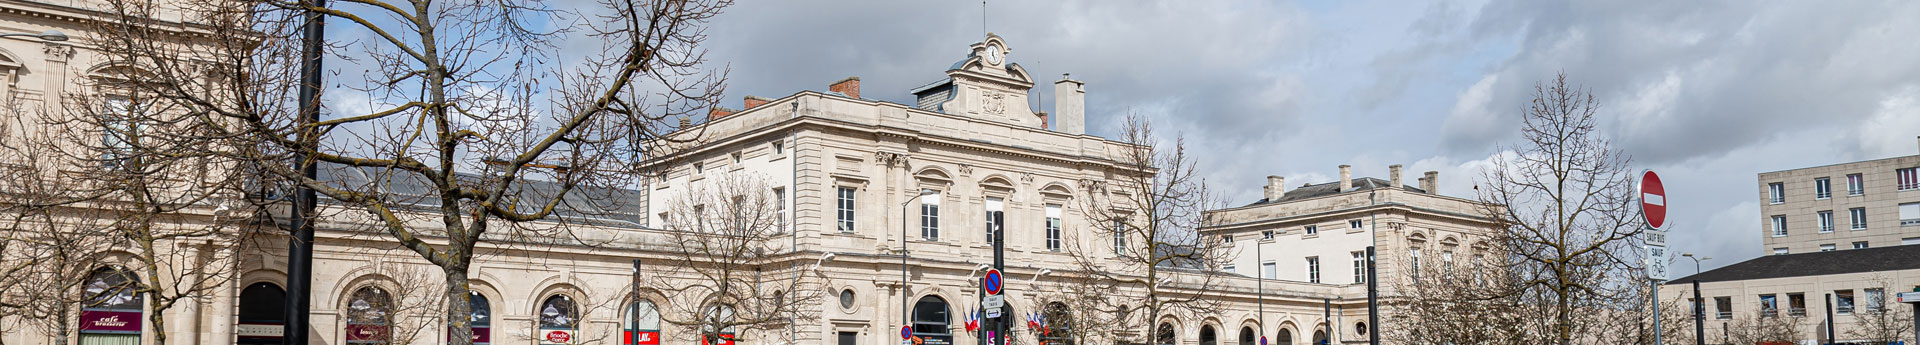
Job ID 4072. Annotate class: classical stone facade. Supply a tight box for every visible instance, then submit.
[0,18,1489,345]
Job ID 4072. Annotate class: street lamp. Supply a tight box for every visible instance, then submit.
[900,189,937,338]
[0,30,67,41]
[1680,253,1710,276]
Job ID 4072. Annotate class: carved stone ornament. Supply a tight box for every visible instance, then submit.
[874,151,909,167]
[42,44,74,62]
[983,92,1006,116]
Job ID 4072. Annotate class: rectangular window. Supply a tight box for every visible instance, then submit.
[1306,257,1320,284]
[1773,247,1789,255]
[1905,237,1920,245]
[1768,182,1785,204]
[1261,230,1275,240]
[1900,202,1920,226]
[1759,294,1778,317]
[1442,251,1455,273]
[1349,220,1363,229]
[693,162,704,175]
[1848,173,1865,195]
[1045,205,1062,252]
[1715,297,1733,319]
[1112,219,1126,255]
[771,141,785,155]
[838,331,857,345]
[1224,264,1236,274]
[1260,261,1277,280]
[1899,168,1919,190]
[1788,293,1807,317]
[1772,215,1788,237]
[1820,244,1836,252]
[1220,235,1233,243]
[1815,177,1832,199]
[1853,241,1869,249]
[1352,251,1367,284]
[1866,288,1886,311]
[984,197,1004,244]
[1409,248,1422,279]
[1305,225,1318,236]
[920,192,941,241]
[1836,290,1856,315]
[773,188,787,233]
[836,187,856,233]
[100,96,138,170]
[1818,211,1834,233]
[1851,208,1869,230]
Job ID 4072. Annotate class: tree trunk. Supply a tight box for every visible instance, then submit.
[445,265,473,345]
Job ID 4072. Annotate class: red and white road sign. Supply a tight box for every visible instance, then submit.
[1639,170,1667,230]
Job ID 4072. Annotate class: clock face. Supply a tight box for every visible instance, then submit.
[984,46,1003,65]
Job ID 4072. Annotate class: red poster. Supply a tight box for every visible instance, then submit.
[79,311,142,333]
[446,326,490,344]
[541,330,574,344]
[344,324,390,342]
[621,330,662,345]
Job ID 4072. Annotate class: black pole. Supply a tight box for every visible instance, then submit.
[630,260,641,345]
[992,214,1005,345]
[1692,280,1704,345]
[283,0,325,343]
[1366,246,1377,345]
[1824,293,1834,345]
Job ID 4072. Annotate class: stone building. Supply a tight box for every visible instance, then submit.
[1756,138,1920,255]
[0,11,1482,343]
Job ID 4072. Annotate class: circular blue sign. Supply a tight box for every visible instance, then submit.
[984,269,1003,295]
[901,325,912,339]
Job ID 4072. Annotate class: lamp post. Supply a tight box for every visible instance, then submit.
[0,30,68,41]
[900,189,937,341]
[1681,253,1709,345]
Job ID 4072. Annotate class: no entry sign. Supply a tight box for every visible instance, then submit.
[1639,170,1667,230]
[983,269,1003,295]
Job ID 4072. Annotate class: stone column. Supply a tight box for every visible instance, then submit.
[207,245,238,345]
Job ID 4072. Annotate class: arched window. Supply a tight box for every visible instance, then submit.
[912,296,952,345]
[1199,325,1217,345]
[345,287,393,345]
[1276,328,1292,345]
[698,303,736,345]
[468,293,492,345]
[537,295,578,345]
[1238,327,1255,345]
[1155,322,1177,345]
[623,300,661,345]
[236,282,286,345]
[80,267,143,345]
[1039,302,1074,345]
[1311,327,1327,345]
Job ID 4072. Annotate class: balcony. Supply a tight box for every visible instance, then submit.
[1715,311,1732,320]
[1789,307,1806,317]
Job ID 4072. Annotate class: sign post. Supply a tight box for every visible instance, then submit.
[1639,170,1670,345]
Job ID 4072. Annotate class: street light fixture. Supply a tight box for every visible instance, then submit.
[1680,253,1710,276]
[0,30,68,41]
[900,189,937,339]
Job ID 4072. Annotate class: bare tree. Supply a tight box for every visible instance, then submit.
[1474,72,1646,345]
[1847,279,1913,344]
[80,0,735,343]
[1384,253,1531,345]
[1064,114,1230,344]
[1725,311,1804,345]
[651,172,824,345]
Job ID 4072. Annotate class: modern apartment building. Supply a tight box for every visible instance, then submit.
[1757,138,1920,255]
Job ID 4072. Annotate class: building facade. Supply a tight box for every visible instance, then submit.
[1757,139,1920,255]
[0,30,1446,345]
[1661,140,1920,344]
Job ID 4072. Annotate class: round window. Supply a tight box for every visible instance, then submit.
[839,289,856,309]
[1355,322,1368,336]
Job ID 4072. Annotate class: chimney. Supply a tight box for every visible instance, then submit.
[1914,135,1918,154]
[707,107,735,121]
[1389,164,1403,188]
[1338,165,1353,191]
[1036,111,1049,129]
[744,95,773,109]
[1421,171,1439,194]
[829,77,861,99]
[1264,176,1286,201]
[677,116,691,128]
[1053,75,1085,135]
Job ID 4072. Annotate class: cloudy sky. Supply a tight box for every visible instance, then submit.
[686,0,1920,272]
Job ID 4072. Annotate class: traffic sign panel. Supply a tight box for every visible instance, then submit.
[1640,170,1668,230]
[1646,245,1670,281]
[982,295,1004,309]
[1898,292,1920,304]
[983,269,1003,295]
[901,325,912,339]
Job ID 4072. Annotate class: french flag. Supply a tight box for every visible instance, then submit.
[964,308,980,333]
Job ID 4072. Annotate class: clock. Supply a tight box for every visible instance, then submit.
[984,45,1003,65]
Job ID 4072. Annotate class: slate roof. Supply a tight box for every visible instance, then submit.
[1664,245,1920,285]
[312,161,646,227]
[1242,177,1427,207]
